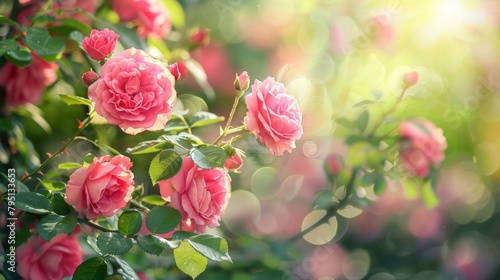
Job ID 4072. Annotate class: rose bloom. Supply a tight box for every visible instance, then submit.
[54,0,97,25]
[244,77,303,156]
[0,53,58,107]
[82,29,120,61]
[400,119,447,177]
[112,0,171,38]
[88,48,177,135]
[159,157,231,233]
[17,234,82,280]
[65,155,135,220]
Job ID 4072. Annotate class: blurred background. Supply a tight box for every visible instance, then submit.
[15,0,500,279]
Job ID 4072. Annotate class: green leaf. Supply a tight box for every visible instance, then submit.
[373,174,386,195]
[335,117,354,129]
[5,49,33,67]
[111,256,140,280]
[312,189,334,210]
[73,257,108,280]
[58,162,83,170]
[172,231,197,240]
[68,30,86,47]
[188,112,224,128]
[402,179,420,200]
[174,241,208,279]
[61,18,92,35]
[148,150,183,185]
[97,232,133,255]
[0,15,22,30]
[146,206,181,234]
[24,27,65,60]
[137,235,164,256]
[59,94,93,107]
[16,192,53,214]
[32,14,56,25]
[141,195,166,206]
[190,145,227,169]
[37,215,77,242]
[353,100,376,107]
[188,234,231,263]
[346,142,371,167]
[51,193,71,215]
[118,210,142,236]
[356,111,369,132]
[126,140,174,155]
[40,181,66,191]
[83,153,96,165]
[0,39,17,56]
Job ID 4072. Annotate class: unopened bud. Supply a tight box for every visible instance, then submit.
[323,154,344,182]
[224,148,244,171]
[189,28,209,49]
[234,71,250,96]
[82,71,99,86]
[167,62,181,81]
[403,71,419,88]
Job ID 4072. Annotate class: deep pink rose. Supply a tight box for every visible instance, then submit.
[82,71,99,86]
[112,0,171,38]
[88,48,177,135]
[17,234,82,280]
[244,77,303,156]
[82,29,120,61]
[159,157,231,233]
[65,155,135,220]
[400,119,447,177]
[0,53,58,107]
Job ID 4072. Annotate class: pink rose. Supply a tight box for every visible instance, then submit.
[82,29,120,61]
[65,155,135,220]
[400,119,447,177]
[159,157,231,233]
[112,0,171,38]
[0,53,58,107]
[244,77,304,156]
[88,48,177,135]
[17,234,82,280]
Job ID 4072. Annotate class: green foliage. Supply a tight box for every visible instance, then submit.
[5,48,33,67]
[146,205,181,234]
[15,192,53,214]
[0,39,17,56]
[174,241,208,279]
[118,210,142,236]
[140,194,166,206]
[37,215,77,242]
[24,27,65,61]
[73,257,108,280]
[188,112,225,128]
[188,234,232,263]
[97,232,134,255]
[59,95,93,107]
[190,145,228,169]
[148,149,183,185]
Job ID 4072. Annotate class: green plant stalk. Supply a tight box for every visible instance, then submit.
[213,94,242,145]
[368,87,409,139]
[78,218,119,233]
[21,113,95,182]
[285,168,359,244]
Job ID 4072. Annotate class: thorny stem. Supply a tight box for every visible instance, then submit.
[78,218,119,233]
[213,95,242,145]
[21,112,95,182]
[285,168,359,244]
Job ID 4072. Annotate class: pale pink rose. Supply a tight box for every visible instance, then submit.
[82,29,120,61]
[65,155,135,220]
[233,71,249,91]
[53,0,97,25]
[159,157,231,233]
[88,48,177,135]
[0,53,58,107]
[112,0,171,38]
[244,77,303,156]
[17,234,82,280]
[400,119,447,177]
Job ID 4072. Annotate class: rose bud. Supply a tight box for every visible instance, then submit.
[323,153,344,182]
[234,71,250,93]
[167,62,181,81]
[403,71,419,88]
[82,71,99,86]
[189,28,209,49]
[224,148,244,171]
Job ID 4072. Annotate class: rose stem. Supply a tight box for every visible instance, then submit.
[213,94,242,145]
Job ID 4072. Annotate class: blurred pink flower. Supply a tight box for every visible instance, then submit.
[244,77,303,156]
[82,71,99,86]
[189,28,209,49]
[369,14,396,49]
[159,157,231,233]
[112,0,171,38]
[17,234,82,280]
[323,153,343,178]
[0,53,58,107]
[54,0,97,25]
[400,119,447,177]
[65,155,135,220]
[82,28,120,61]
[88,48,177,135]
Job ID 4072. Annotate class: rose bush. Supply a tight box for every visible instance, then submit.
[65,155,135,220]
[244,77,304,156]
[159,157,231,233]
[17,234,83,280]
[88,48,177,135]
[399,118,447,177]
